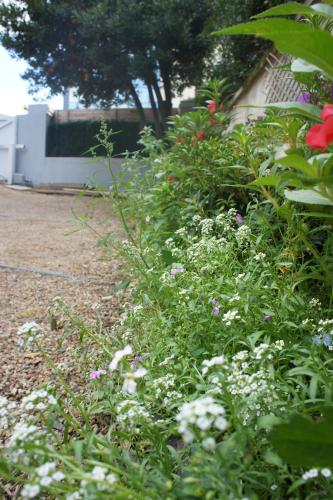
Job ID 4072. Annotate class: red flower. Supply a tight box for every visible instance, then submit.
[207,100,218,114]
[196,130,206,140]
[306,116,333,150]
[321,104,333,121]
[166,175,176,184]
[209,117,216,127]
[175,136,185,143]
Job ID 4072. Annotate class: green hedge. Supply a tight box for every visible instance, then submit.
[46,120,149,157]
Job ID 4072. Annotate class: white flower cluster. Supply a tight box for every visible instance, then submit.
[222,309,241,326]
[199,218,215,236]
[151,374,182,405]
[6,420,43,449]
[203,341,285,424]
[35,461,65,487]
[17,321,42,350]
[21,389,57,412]
[309,297,322,309]
[0,396,17,431]
[302,468,331,480]
[176,396,227,446]
[318,319,333,335]
[116,400,151,432]
[253,252,266,261]
[88,465,116,491]
[159,353,176,366]
[235,225,251,246]
[202,356,225,376]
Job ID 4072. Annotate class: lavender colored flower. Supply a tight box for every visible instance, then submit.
[297,92,311,104]
[235,213,244,225]
[210,298,218,305]
[170,267,184,276]
[313,335,322,346]
[262,315,271,321]
[213,307,220,317]
[323,334,333,347]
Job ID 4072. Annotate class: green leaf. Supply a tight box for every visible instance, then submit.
[253,2,315,19]
[277,154,315,176]
[214,19,333,79]
[269,407,333,468]
[244,102,321,121]
[284,189,333,205]
[299,211,333,218]
[253,2,333,20]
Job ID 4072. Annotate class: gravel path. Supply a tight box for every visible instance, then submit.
[0,186,122,398]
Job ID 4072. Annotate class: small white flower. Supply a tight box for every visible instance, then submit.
[91,466,107,481]
[40,476,53,487]
[109,345,132,371]
[21,484,41,499]
[52,471,65,481]
[202,437,216,450]
[122,378,137,394]
[321,468,332,478]
[302,468,318,480]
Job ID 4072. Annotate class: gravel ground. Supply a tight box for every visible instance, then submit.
[0,186,123,399]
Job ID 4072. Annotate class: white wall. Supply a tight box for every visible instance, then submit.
[230,66,269,125]
[15,105,125,187]
[0,115,16,183]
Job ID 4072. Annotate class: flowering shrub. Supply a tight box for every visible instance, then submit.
[1,3,333,498]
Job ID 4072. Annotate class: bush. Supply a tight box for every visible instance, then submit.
[46,120,151,157]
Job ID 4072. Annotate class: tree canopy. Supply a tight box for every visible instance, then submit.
[0,0,214,132]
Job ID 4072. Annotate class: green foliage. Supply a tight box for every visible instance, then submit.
[269,407,333,469]
[46,120,148,157]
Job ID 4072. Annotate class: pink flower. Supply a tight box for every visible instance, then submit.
[89,369,106,380]
[170,267,184,276]
[207,100,218,114]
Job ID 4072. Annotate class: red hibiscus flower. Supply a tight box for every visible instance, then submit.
[321,104,333,121]
[306,116,333,150]
[196,130,206,140]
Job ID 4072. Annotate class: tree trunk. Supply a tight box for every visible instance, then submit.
[128,80,146,129]
[147,82,162,137]
[152,78,166,122]
[160,63,173,117]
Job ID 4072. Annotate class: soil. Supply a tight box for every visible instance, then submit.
[0,185,123,399]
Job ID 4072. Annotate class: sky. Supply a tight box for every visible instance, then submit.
[0,46,63,116]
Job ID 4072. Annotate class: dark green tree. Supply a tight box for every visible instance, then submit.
[0,0,214,132]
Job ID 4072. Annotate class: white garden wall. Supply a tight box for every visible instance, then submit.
[2,104,125,187]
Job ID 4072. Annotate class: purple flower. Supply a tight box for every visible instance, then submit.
[131,354,147,370]
[262,315,271,321]
[323,334,333,347]
[170,267,184,276]
[235,213,244,225]
[210,298,218,305]
[313,335,322,346]
[213,306,220,316]
[330,84,333,99]
[297,92,311,104]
